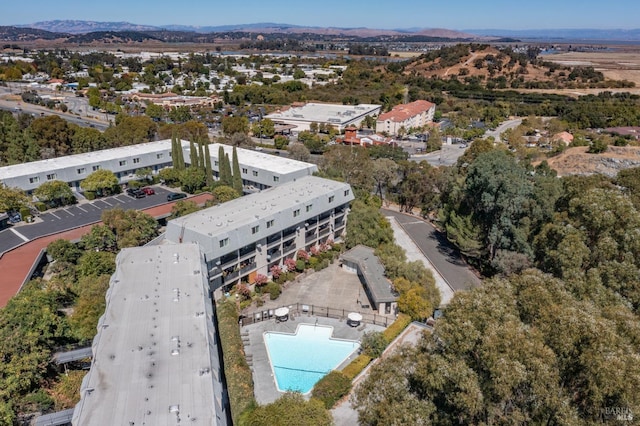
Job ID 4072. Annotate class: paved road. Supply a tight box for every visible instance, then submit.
[382,209,481,291]
[411,143,468,167]
[484,118,523,142]
[0,186,178,255]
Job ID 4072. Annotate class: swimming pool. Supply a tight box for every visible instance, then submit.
[264,324,360,394]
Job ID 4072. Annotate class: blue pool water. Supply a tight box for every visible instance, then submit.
[264,324,360,394]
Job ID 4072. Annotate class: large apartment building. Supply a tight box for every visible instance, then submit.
[0,140,317,193]
[0,140,174,193]
[198,143,317,191]
[376,100,436,135]
[72,243,228,426]
[165,176,354,291]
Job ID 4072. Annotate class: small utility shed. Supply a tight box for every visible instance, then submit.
[341,245,398,315]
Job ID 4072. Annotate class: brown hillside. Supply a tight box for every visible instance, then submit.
[401,45,621,90]
[540,146,640,177]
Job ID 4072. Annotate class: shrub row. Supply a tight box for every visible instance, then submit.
[382,313,412,343]
[311,371,352,409]
[215,299,255,424]
[341,354,372,380]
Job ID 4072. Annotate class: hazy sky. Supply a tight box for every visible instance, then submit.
[4,0,639,30]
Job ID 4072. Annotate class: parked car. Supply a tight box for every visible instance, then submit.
[126,188,146,198]
[167,192,187,202]
[141,187,155,195]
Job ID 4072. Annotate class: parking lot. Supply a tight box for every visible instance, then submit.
[0,185,180,255]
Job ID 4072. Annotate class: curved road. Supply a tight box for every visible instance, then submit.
[382,208,481,291]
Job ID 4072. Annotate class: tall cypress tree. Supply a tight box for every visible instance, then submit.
[204,142,213,187]
[218,146,228,184]
[198,141,206,171]
[175,137,185,170]
[232,146,243,194]
[189,140,197,168]
[223,153,232,187]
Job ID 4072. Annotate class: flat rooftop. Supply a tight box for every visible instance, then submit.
[341,245,397,304]
[266,102,381,125]
[168,175,349,238]
[207,143,317,175]
[72,243,224,426]
[0,139,174,180]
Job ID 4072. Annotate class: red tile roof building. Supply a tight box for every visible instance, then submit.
[376,100,436,135]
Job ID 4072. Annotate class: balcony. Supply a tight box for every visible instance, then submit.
[240,262,257,275]
[223,270,239,283]
[267,249,282,260]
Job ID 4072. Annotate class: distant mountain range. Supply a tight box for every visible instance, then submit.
[16,20,481,39]
[4,20,640,43]
[467,28,640,41]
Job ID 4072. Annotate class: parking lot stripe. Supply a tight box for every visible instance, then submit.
[77,206,88,212]
[101,199,113,206]
[9,228,29,242]
[65,209,74,216]
[49,212,61,219]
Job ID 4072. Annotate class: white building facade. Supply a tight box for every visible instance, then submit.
[165,176,354,291]
[266,102,381,133]
[376,100,436,135]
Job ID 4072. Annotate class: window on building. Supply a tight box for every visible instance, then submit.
[253,171,258,177]
[157,153,164,159]
[29,176,39,184]
[293,209,300,217]
[242,168,248,174]
[219,238,229,248]
[329,195,334,203]
[46,173,57,181]
[77,168,86,175]
[344,189,350,196]
[267,219,274,228]
[251,225,259,234]
[119,160,127,166]
[92,165,101,171]
[273,176,279,182]
[133,158,140,164]
[214,161,219,166]
[306,204,313,212]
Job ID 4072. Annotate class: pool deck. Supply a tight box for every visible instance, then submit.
[242,316,385,405]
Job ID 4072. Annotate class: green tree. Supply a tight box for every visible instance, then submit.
[145,102,164,121]
[77,251,116,277]
[221,116,249,135]
[247,393,332,426]
[212,185,240,204]
[204,142,214,187]
[80,169,119,196]
[46,239,82,264]
[169,200,200,219]
[34,180,75,207]
[0,184,28,213]
[101,208,159,249]
[180,166,206,194]
[232,146,243,194]
[69,275,110,341]
[287,143,311,162]
[71,126,107,153]
[218,146,231,186]
[80,225,118,252]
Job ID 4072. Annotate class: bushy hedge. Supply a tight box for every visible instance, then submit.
[341,354,372,380]
[216,299,255,424]
[35,202,47,212]
[311,371,352,409]
[265,282,281,300]
[382,313,412,343]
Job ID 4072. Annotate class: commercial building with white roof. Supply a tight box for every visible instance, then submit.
[265,102,381,132]
[72,243,228,426]
[165,176,354,291]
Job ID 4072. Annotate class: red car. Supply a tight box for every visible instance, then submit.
[141,187,155,195]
